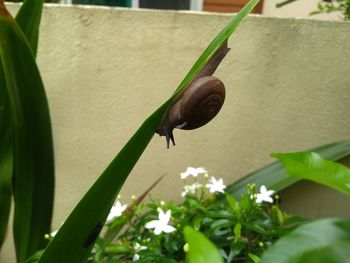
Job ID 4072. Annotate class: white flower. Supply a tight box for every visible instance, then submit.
[107,201,127,221]
[145,209,176,235]
[181,183,202,197]
[133,254,140,261]
[133,242,147,261]
[205,176,226,193]
[255,185,274,204]
[180,167,207,179]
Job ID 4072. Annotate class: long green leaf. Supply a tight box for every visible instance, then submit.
[15,0,43,57]
[38,1,260,262]
[0,4,54,262]
[260,218,350,263]
[272,151,350,195]
[184,226,223,263]
[0,63,13,250]
[226,140,350,198]
[0,0,44,252]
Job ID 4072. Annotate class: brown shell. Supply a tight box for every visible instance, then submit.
[179,76,225,130]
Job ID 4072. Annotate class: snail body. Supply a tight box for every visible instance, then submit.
[156,41,230,148]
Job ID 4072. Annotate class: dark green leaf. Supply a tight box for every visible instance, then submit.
[272,152,350,195]
[15,0,44,56]
[260,218,350,263]
[0,6,54,262]
[0,0,43,252]
[226,140,350,198]
[184,226,223,263]
[0,63,13,250]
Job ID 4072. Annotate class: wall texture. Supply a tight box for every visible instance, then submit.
[1,4,350,261]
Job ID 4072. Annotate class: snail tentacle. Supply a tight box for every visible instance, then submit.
[165,129,176,149]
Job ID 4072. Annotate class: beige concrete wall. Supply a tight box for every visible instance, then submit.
[1,3,350,262]
[263,0,342,20]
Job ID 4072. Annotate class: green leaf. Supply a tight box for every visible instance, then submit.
[260,218,350,263]
[0,5,54,262]
[15,0,44,56]
[226,194,241,219]
[233,223,241,243]
[184,226,223,263]
[37,1,261,262]
[291,242,350,263]
[0,63,13,250]
[272,151,350,195]
[226,140,350,198]
[0,0,43,252]
[248,253,260,263]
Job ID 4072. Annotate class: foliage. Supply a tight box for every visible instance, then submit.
[277,0,350,20]
[1,0,350,261]
[0,0,262,261]
[261,218,350,263]
[260,150,350,263]
[46,171,303,263]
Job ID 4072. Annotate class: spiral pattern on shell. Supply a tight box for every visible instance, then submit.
[180,76,225,130]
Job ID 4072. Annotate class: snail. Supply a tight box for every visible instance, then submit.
[156,40,230,148]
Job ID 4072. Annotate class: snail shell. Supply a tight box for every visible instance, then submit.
[169,76,225,130]
[156,40,230,148]
[156,76,225,147]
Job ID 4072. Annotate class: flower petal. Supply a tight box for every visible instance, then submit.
[162,225,176,233]
[145,220,158,229]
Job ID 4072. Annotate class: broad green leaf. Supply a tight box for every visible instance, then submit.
[15,0,44,56]
[272,151,350,195]
[0,4,54,262]
[260,218,350,263]
[290,242,350,263]
[184,226,223,263]
[0,63,13,250]
[38,1,261,262]
[226,140,350,198]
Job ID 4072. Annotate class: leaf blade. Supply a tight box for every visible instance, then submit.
[184,226,223,263]
[0,5,54,262]
[226,140,350,197]
[0,63,13,250]
[15,0,44,56]
[272,151,350,195]
[260,218,350,263]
